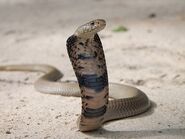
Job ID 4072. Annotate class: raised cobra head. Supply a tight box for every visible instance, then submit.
[74,19,106,38]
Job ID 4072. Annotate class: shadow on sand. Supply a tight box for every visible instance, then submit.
[83,101,185,138]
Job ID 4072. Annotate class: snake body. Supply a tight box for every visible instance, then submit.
[0,19,150,132]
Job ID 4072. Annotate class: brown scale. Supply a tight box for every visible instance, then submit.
[73,38,106,76]
[78,115,104,131]
[74,59,103,75]
[67,37,106,75]
[78,37,108,130]
[81,86,109,110]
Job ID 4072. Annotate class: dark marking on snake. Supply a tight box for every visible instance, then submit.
[104,93,108,98]
[66,35,77,47]
[78,53,95,60]
[94,34,102,47]
[79,42,84,45]
[82,95,94,100]
[76,73,108,92]
[82,105,107,118]
[85,39,89,46]
[77,66,84,70]
[94,51,97,58]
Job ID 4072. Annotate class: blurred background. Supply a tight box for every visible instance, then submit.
[0,0,185,33]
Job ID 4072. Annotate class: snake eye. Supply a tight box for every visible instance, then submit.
[90,22,95,26]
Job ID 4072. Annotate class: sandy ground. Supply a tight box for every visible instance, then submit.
[0,0,185,139]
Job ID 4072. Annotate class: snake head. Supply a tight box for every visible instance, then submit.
[74,19,106,38]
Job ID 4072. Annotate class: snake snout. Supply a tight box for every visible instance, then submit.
[91,19,106,32]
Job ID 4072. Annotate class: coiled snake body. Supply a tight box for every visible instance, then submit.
[0,19,150,132]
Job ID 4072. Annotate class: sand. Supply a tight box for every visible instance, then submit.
[0,0,185,138]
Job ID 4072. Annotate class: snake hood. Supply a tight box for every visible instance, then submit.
[74,19,106,38]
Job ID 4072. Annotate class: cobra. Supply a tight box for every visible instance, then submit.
[0,19,150,132]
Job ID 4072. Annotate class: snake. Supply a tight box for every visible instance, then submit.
[0,19,150,132]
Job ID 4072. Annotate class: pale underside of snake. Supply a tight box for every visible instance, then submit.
[0,19,150,132]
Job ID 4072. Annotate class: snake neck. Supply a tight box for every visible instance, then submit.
[66,33,109,131]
